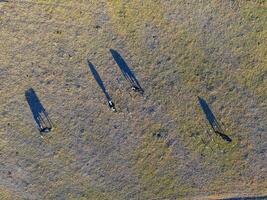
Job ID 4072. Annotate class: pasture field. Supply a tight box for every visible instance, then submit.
[0,0,266,199]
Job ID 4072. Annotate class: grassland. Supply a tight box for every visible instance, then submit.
[0,0,266,199]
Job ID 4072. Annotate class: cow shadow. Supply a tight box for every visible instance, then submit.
[25,88,52,133]
[86,59,116,111]
[198,96,232,142]
[110,49,144,95]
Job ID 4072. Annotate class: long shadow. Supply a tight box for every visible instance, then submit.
[25,88,52,133]
[86,59,116,111]
[0,0,8,2]
[198,96,232,142]
[221,195,267,200]
[110,49,144,94]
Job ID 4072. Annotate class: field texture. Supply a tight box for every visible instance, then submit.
[0,0,266,199]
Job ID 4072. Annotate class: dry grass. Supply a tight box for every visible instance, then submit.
[0,0,266,199]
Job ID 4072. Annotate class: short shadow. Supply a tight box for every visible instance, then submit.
[110,49,144,94]
[25,88,52,133]
[198,96,232,142]
[86,60,116,111]
[221,195,267,200]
